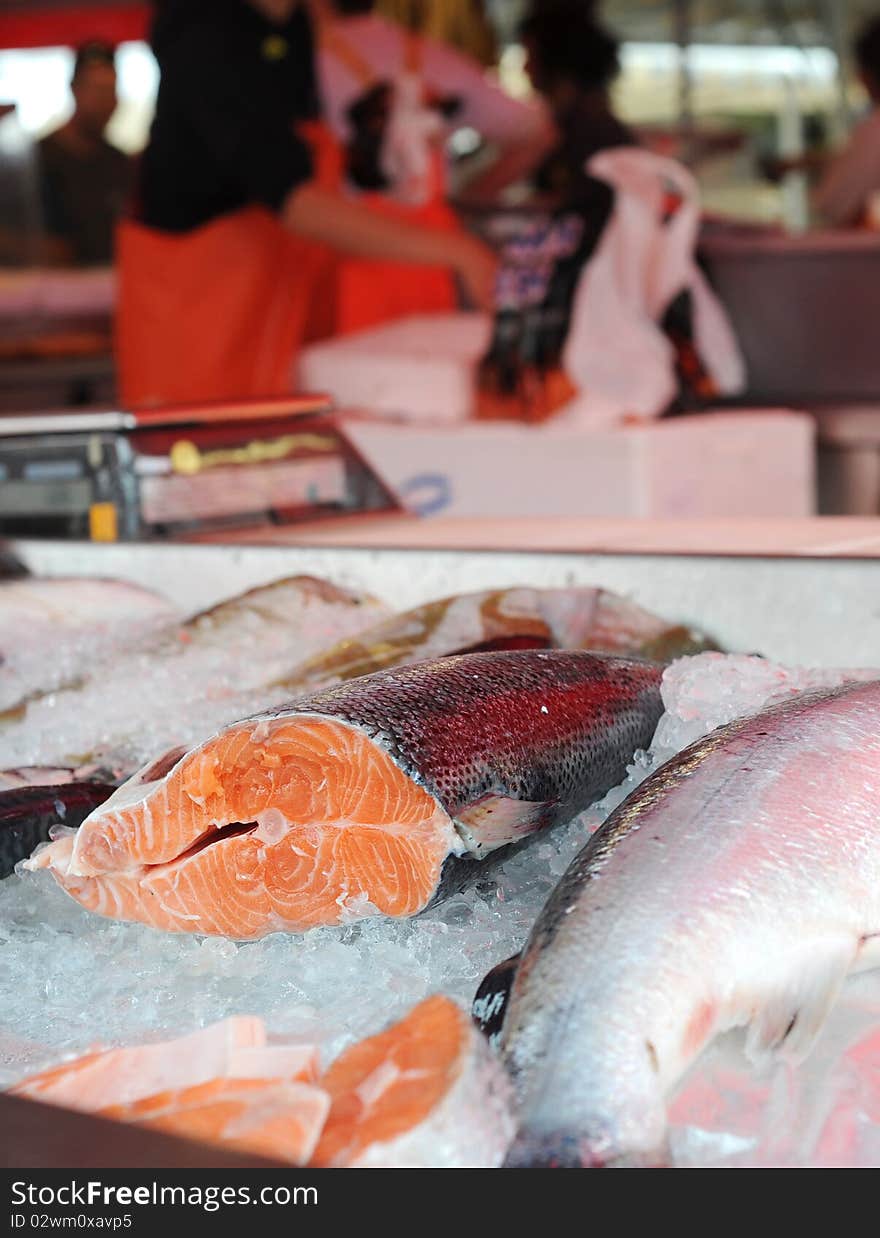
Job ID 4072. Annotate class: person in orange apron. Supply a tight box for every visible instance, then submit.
[117,0,496,408]
[314,0,553,333]
[314,10,458,333]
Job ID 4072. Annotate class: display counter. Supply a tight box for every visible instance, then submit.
[178,513,880,558]
[14,533,880,666]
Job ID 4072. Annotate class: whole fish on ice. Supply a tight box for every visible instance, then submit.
[0,577,175,716]
[272,585,713,695]
[26,650,663,938]
[0,583,699,781]
[496,679,880,1167]
[0,576,387,773]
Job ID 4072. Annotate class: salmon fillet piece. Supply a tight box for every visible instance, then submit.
[10,1018,318,1112]
[27,651,663,939]
[27,715,457,938]
[310,996,515,1168]
[10,1004,514,1167]
[100,1078,330,1166]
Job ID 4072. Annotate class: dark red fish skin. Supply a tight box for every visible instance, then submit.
[0,783,115,879]
[264,650,664,831]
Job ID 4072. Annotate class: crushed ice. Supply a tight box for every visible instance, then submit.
[0,587,387,774]
[3,653,880,1167]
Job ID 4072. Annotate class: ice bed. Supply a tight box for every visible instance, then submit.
[3,537,880,1169]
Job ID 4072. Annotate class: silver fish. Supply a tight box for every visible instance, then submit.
[500,680,880,1167]
[0,577,176,715]
[0,576,387,774]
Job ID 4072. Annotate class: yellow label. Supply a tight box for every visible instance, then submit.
[169,434,337,476]
[262,34,288,61]
[89,502,118,542]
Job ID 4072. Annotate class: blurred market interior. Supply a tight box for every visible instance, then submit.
[2,0,880,550]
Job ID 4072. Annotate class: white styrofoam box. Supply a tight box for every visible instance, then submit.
[343,410,816,519]
[298,313,490,422]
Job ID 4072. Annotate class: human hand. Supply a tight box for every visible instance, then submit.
[452,234,499,313]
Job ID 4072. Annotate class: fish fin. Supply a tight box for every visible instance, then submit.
[455,795,558,858]
[744,937,856,1065]
[472,953,521,1047]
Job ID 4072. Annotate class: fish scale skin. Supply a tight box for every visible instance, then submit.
[264,650,665,828]
[500,679,880,1168]
[30,651,666,938]
[0,783,115,879]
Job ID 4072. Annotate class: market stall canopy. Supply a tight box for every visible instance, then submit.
[0,1,149,50]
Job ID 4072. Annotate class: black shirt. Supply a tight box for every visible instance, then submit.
[140,0,320,232]
[38,129,133,264]
[534,93,636,252]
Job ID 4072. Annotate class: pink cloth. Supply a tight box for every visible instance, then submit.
[317,14,548,160]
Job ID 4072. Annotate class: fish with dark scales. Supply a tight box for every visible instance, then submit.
[0,547,27,580]
[492,679,880,1168]
[27,650,664,939]
[0,783,116,879]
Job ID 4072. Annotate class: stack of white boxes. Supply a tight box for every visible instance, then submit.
[298,313,816,519]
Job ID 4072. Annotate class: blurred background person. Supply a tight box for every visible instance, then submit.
[315,0,552,203]
[815,16,880,229]
[37,40,132,266]
[519,4,635,246]
[312,0,551,331]
[377,0,497,66]
[119,0,497,407]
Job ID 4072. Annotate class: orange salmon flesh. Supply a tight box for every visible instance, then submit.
[28,715,460,939]
[311,995,472,1167]
[9,1000,514,1168]
[100,1078,330,1166]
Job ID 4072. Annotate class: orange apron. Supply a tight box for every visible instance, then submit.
[116,123,340,409]
[320,22,458,335]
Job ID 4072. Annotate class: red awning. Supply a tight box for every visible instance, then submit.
[0,3,150,51]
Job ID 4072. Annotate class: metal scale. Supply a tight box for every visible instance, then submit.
[0,396,400,540]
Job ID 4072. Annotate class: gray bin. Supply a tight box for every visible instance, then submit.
[700,229,880,403]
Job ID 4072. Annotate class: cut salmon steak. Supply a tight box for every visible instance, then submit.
[100,1078,330,1166]
[26,650,664,938]
[10,1017,327,1167]
[9,999,514,1168]
[310,995,515,1168]
[10,1017,319,1111]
